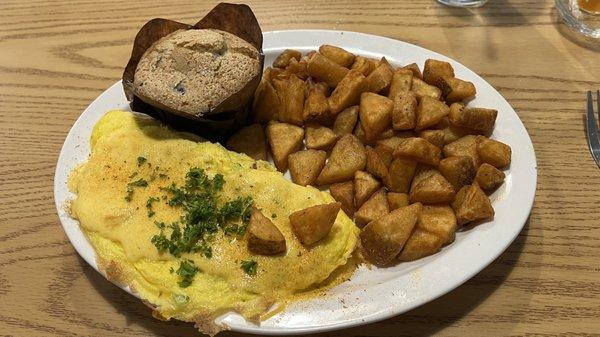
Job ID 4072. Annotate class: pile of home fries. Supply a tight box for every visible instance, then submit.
[225,45,512,267]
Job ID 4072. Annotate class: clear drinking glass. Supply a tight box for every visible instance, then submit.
[556,0,600,39]
[437,0,490,7]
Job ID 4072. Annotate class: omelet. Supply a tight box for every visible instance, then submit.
[68,110,359,335]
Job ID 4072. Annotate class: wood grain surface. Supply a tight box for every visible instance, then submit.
[1,0,599,336]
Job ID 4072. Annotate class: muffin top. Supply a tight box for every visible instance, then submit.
[133,29,261,116]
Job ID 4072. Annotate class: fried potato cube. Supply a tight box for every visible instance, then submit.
[226,124,267,161]
[303,82,332,124]
[354,170,381,208]
[316,134,366,185]
[359,92,394,141]
[387,192,409,210]
[418,130,445,149]
[319,45,355,67]
[355,189,390,228]
[273,49,302,68]
[353,121,368,145]
[360,203,422,266]
[398,228,442,262]
[441,123,473,145]
[366,59,394,93]
[423,59,454,86]
[452,183,494,225]
[449,103,497,135]
[377,133,414,150]
[388,69,413,99]
[402,62,423,79]
[272,74,305,126]
[392,91,417,131]
[247,207,286,255]
[475,163,505,191]
[415,96,450,131]
[366,146,389,180]
[386,157,417,193]
[409,171,456,204]
[412,77,442,101]
[288,149,327,186]
[418,205,457,245]
[305,125,338,151]
[332,105,359,136]
[285,57,309,80]
[477,137,512,169]
[329,70,369,115]
[330,181,355,217]
[307,53,349,88]
[290,202,341,245]
[253,68,280,123]
[351,56,377,76]
[393,137,442,166]
[374,143,395,166]
[266,121,304,172]
[437,77,476,103]
[438,156,476,192]
[443,135,480,168]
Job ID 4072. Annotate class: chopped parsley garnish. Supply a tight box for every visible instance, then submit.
[137,156,147,166]
[150,168,252,262]
[125,178,149,202]
[240,260,257,276]
[146,197,160,218]
[176,260,199,288]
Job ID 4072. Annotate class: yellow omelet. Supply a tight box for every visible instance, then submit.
[68,110,359,335]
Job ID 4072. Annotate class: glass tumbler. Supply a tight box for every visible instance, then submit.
[556,0,600,39]
[437,0,490,7]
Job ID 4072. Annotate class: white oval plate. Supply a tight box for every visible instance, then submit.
[54,30,537,335]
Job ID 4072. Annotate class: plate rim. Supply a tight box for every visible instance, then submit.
[54,29,537,335]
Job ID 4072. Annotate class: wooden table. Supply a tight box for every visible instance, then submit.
[2,0,599,336]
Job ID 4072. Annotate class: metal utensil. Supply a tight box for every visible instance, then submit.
[585,90,600,168]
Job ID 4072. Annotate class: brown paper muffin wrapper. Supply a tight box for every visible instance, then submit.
[122,3,264,142]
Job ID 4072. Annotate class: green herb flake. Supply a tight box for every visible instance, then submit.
[176,260,199,288]
[129,172,138,178]
[129,178,148,187]
[241,260,257,276]
[137,156,147,166]
[271,213,277,219]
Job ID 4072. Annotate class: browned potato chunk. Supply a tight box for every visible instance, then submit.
[475,163,505,191]
[273,74,305,126]
[366,146,389,180]
[316,134,366,185]
[418,205,457,245]
[351,56,377,76]
[394,137,442,166]
[443,135,480,168]
[377,133,415,150]
[360,203,422,266]
[386,158,417,193]
[441,124,473,145]
[354,170,381,208]
[388,69,413,99]
[247,207,286,255]
[333,106,359,136]
[402,63,423,79]
[412,77,442,101]
[449,103,497,135]
[409,171,455,204]
[437,77,476,103]
[392,91,417,131]
[379,128,396,139]
[319,45,355,67]
[285,57,309,80]
[419,130,445,149]
[387,192,409,210]
[266,121,304,171]
[329,70,369,114]
[330,181,355,217]
[415,96,450,131]
[355,188,389,227]
[353,121,368,145]
[305,125,338,150]
[359,92,394,141]
[477,137,512,169]
[288,149,327,186]
[374,143,395,166]
[452,183,494,225]
[423,59,454,86]
[307,53,349,87]
[226,124,267,161]
[303,82,331,124]
[398,228,442,261]
[290,202,341,245]
[273,49,302,68]
[366,59,394,93]
[253,68,280,123]
[438,156,476,192]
